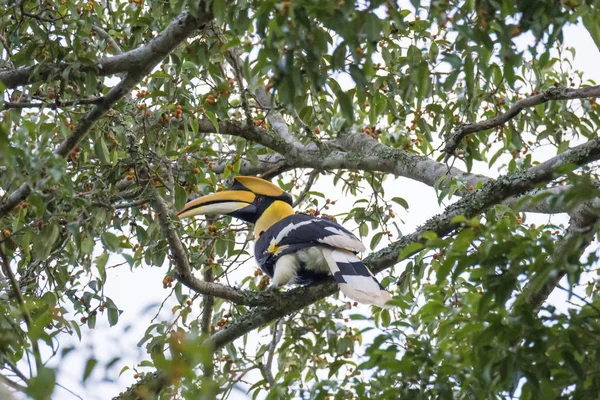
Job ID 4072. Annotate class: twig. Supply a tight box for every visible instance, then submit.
[0,245,43,372]
[292,170,320,207]
[91,25,123,54]
[522,209,599,308]
[3,97,104,110]
[201,225,216,338]
[2,356,28,382]
[114,198,150,209]
[55,382,84,400]
[148,187,265,305]
[0,8,212,219]
[0,373,26,394]
[264,319,282,388]
[443,84,600,160]
[555,284,600,314]
[224,49,252,122]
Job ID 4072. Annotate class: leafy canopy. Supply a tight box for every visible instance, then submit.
[0,0,600,399]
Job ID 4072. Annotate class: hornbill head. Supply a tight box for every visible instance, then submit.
[177,176,294,225]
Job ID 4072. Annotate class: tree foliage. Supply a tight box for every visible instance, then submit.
[1,0,600,399]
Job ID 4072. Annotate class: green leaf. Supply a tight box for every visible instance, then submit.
[370,232,384,250]
[213,0,226,22]
[335,90,354,123]
[205,110,219,132]
[96,252,108,280]
[562,350,585,380]
[26,367,56,399]
[420,231,438,241]
[81,237,94,255]
[349,65,368,89]
[101,232,121,252]
[380,309,391,327]
[464,52,474,99]
[175,183,187,211]
[429,41,439,61]
[398,242,424,261]
[83,358,97,382]
[94,137,110,164]
[331,43,346,70]
[363,13,382,41]
[391,197,409,209]
[582,7,600,52]
[108,308,119,327]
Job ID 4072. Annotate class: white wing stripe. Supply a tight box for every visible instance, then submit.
[331,249,360,264]
[317,234,365,253]
[273,219,315,244]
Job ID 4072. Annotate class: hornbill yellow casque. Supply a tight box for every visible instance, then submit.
[177,176,392,307]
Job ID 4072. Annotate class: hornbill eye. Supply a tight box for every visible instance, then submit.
[257,197,263,203]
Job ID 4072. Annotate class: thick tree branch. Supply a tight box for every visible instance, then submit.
[0,7,209,89]
[210,136,600,348]
[0,8,212,218]
[111,371,168,400]
[198,119,600,217]
[117,135,600,397]
[3,97,104,110]
[443,84,600,159]
[0,185,32,218]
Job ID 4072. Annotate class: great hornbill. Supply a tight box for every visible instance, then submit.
[177,176,392,307]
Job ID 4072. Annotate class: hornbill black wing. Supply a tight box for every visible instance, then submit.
[255,214,364,274]
[255,214,391,307]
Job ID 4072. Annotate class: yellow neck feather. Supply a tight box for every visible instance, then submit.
[254,201,294,239]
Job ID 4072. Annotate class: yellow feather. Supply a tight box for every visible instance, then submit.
[254,200,294,239]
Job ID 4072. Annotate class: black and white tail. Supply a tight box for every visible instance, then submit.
[322,248,392,308]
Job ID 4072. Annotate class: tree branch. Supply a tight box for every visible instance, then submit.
[91,25,123,55]
[443,84,600,159]
[198,119,600,217]
[224,51,301,149]
[0,7,213,218]
[111,371,168,400]
[292,170,320,207]
[210,135,600,348]
[3,97,104,110]
[523,208,600,308]
[149,188,259,305]
[0,7,211,89]
[117,133,600,397]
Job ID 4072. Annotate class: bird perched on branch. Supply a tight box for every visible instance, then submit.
[177,176,392,307]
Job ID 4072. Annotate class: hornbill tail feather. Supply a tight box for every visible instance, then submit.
[322,248,392,308]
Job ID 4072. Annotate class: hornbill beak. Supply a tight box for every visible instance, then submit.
[177,176,293,223]
[177,189,257,219]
